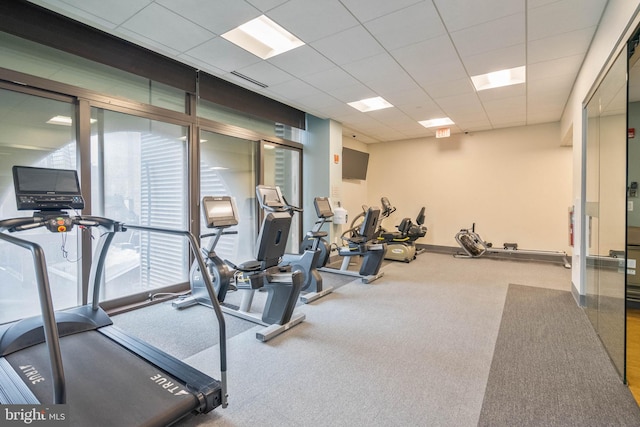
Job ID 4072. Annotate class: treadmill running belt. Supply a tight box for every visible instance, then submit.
[5,331,198,427]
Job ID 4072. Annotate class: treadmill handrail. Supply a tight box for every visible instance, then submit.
[0,232,65,404]
[123,223,228,408]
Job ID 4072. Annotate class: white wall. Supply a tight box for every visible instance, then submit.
[366,122,572,252]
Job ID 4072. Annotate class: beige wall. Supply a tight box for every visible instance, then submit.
[337,138,370,245]
[365,122,572,252]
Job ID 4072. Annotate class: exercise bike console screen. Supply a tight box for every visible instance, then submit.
[314,197,333,218]
[13,165,85,211]
[256,185,285,209]
[202,196,239,228]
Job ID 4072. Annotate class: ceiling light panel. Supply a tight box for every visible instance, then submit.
[471,66,526,91]
[348,96,394,112]
[221,15,304,60]
[419,117,455,128]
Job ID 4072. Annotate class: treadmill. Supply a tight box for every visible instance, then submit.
[0,166,227,426]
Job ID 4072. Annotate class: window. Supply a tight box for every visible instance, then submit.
[262,142,302,253]
[90,108,189,301]
[199,130,256,264]
[0,88,78,323]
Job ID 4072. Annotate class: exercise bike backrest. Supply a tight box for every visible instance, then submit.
[345,206,381,244]
[247,185,295,270]
[416,207,426,226]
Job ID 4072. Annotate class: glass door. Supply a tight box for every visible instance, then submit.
[261,141,302,253]
[584,50,628,377]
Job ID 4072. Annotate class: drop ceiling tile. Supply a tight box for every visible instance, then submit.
[528,75,574,106]
[342,53,407,87]
[156,0,261,35]
[483,95,526,113]
[315,102,363,118]
[233,61,295,87]
[246,0,289,12]
[462,44,526,76]
[265,78,322,101]
[292,94,342,118]
[384,88,436,107]
[528,27,595,64]
[391,35,468,87]
[268,45,335,78]
[267,0,359,43]
[414,61,469,90]
[433,0,524,32]
[477,84,526,102]
[116,27,183,56]
[339,0,423,23]
[435,93,485,116]
[326,83,377,104]
[120,3,214,52]
[421,78,476,100]
[450,13,525,57]
[364,2,446,51]
[183,37,262,72]
[528,54,584,81]
[311,26,385,66]
[528,0,607,41]
[30,0,151,27]
[304,67,362,93]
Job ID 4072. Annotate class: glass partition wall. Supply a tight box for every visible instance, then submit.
[584,49,628,378]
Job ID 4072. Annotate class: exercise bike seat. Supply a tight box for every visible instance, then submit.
[226,259,262,272]
[380,218,412,242]
[307,230,328,239]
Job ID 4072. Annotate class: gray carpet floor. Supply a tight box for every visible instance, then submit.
[111,252,640,426]
[478,284,640,426]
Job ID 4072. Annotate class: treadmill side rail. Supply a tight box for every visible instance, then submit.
[99,325,223,413]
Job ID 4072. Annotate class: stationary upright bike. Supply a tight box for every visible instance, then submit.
[257,186,333,304]
[174,194,305,342]
[299,197,334,268]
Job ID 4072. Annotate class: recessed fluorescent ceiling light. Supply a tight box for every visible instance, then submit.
[222,15,304,60]
[347,96,394,112]
[419,117,455,128]
[471,66,526,91]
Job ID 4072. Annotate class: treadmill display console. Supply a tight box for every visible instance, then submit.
[13,165,85,211]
